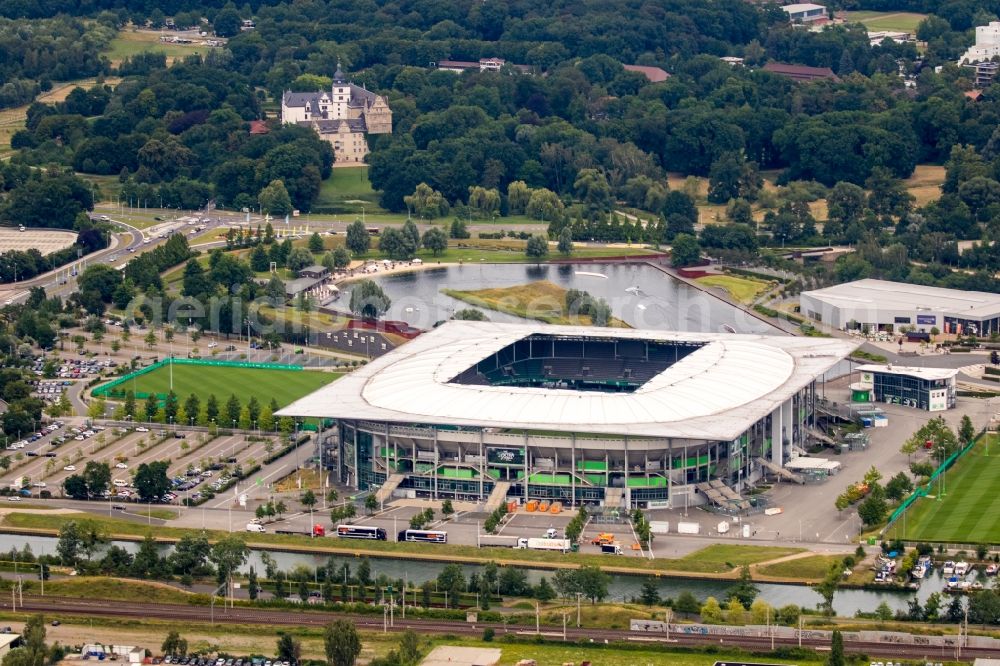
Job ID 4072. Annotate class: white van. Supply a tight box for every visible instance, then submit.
[246,523,265,533]
[113,479,128,488]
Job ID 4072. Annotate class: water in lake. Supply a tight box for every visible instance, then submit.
[352,263,777,334]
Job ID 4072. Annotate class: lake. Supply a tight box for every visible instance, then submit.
[354,263,778,334]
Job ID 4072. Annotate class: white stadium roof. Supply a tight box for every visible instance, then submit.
[278,321,858,441]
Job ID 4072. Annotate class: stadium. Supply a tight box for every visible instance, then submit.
[279,321,857,510]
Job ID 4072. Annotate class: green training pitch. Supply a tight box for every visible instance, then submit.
[110,364,340,408]
[889,434,1000,543]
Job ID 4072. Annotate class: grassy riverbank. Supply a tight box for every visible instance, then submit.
[1,511,803,578]
[443,280,629,326]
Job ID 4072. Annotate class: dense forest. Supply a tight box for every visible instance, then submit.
[5,0,1000,292]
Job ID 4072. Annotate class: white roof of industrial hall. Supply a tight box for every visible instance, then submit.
[802,278,1000,319]
[856,364,958,381]
[279,321,857,441]
[782,3,826,12]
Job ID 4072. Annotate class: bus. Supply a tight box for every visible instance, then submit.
[336,525,387,540]
[397,529,448,543]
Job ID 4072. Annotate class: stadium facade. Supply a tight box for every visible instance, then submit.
[279,322,857,510]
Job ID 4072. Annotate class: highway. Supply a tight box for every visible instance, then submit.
[0,595,994,661]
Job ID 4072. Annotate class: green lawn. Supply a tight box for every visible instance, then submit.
[314,166,383,213]
[694,274,770,304]
[756,555,843,580]
[889,435,1000,543]
[845,10,927,32]
[104,30,210,65]
[668,544,803,573]
[96,363,339,407]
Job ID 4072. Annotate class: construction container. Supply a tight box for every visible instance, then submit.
[507,501,518,514]
[550,501,562,514]
[525,500,538,512]
[538,500,550,512]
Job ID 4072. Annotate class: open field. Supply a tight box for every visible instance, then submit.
[314,166,382,213]
[903,164,946,206]
[105,30,216,65]
[845,10,928,32]
[889,434,1000,543]
[756,554,844,580]
[0,77,120,158]
[444,280,629,326]
[694,274,770,304]
[95,363,339,406]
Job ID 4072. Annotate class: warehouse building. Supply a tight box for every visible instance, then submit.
[279,322,856,510]
[800,278,1000,336]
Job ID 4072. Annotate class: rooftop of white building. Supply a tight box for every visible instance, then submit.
[802,279,1000,319]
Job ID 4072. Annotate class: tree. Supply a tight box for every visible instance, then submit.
[437,563,465,608]
[674,590,701,616]
[525,234,549,259]
[144,330,157,349]
[276,634,301,664]
[814,561,841,615]
[345,220,370,256]
[308,232,325,254]
[324,620,361,666]
[404,183,449,219]
[226,394,241,427]
[577,564,609,603]
[301,489,317,512]
[639,579,660,605]
[134,461,171,502]
[287,248,315,273]
[56,520,81,565]
[349,279,391,319]
[557,227,573,255]
[453,308,487,321]
[884,472,913,502]
[82,461,111,497]
[700,596,724,623]
[161,631,188,658]
[959,414,976,445]
[379,227,417,260]
[727,564,759,609]
[726,597,746,625]
[213,7,242,37]
[534,576,556,601]
[827,630,845,666]
[365,494,378,514]
[441,499,454,518]
[209,535,249,586]
[63,474,89,500]
[421,227,448,256]
[259,180,294,217]
[858,491,887,527]
[670,233,701,267]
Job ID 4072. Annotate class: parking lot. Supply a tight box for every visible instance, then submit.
[3,425,281,506]
[0,228,76,256]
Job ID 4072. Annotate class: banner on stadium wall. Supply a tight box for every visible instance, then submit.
[916,314,937,325]
[487,447,525,466]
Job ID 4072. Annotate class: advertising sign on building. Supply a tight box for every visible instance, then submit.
[487,447,525,466]
[916,314,937,326]
[859,372,874,389]
[929,389,947,412]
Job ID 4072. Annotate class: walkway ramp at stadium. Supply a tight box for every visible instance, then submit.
[375,474,405,504]
[755,457,805,484]
[807,427,836,446]
[604,486,624,509]
[485,481,511,512]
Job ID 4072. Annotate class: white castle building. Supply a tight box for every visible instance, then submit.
[280,64,392,164]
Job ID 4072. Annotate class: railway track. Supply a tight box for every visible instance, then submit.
[1,596,996,662]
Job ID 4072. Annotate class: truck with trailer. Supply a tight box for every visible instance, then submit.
[478,535,523,548]
[274,524,326,537]
[521,537,571,552]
